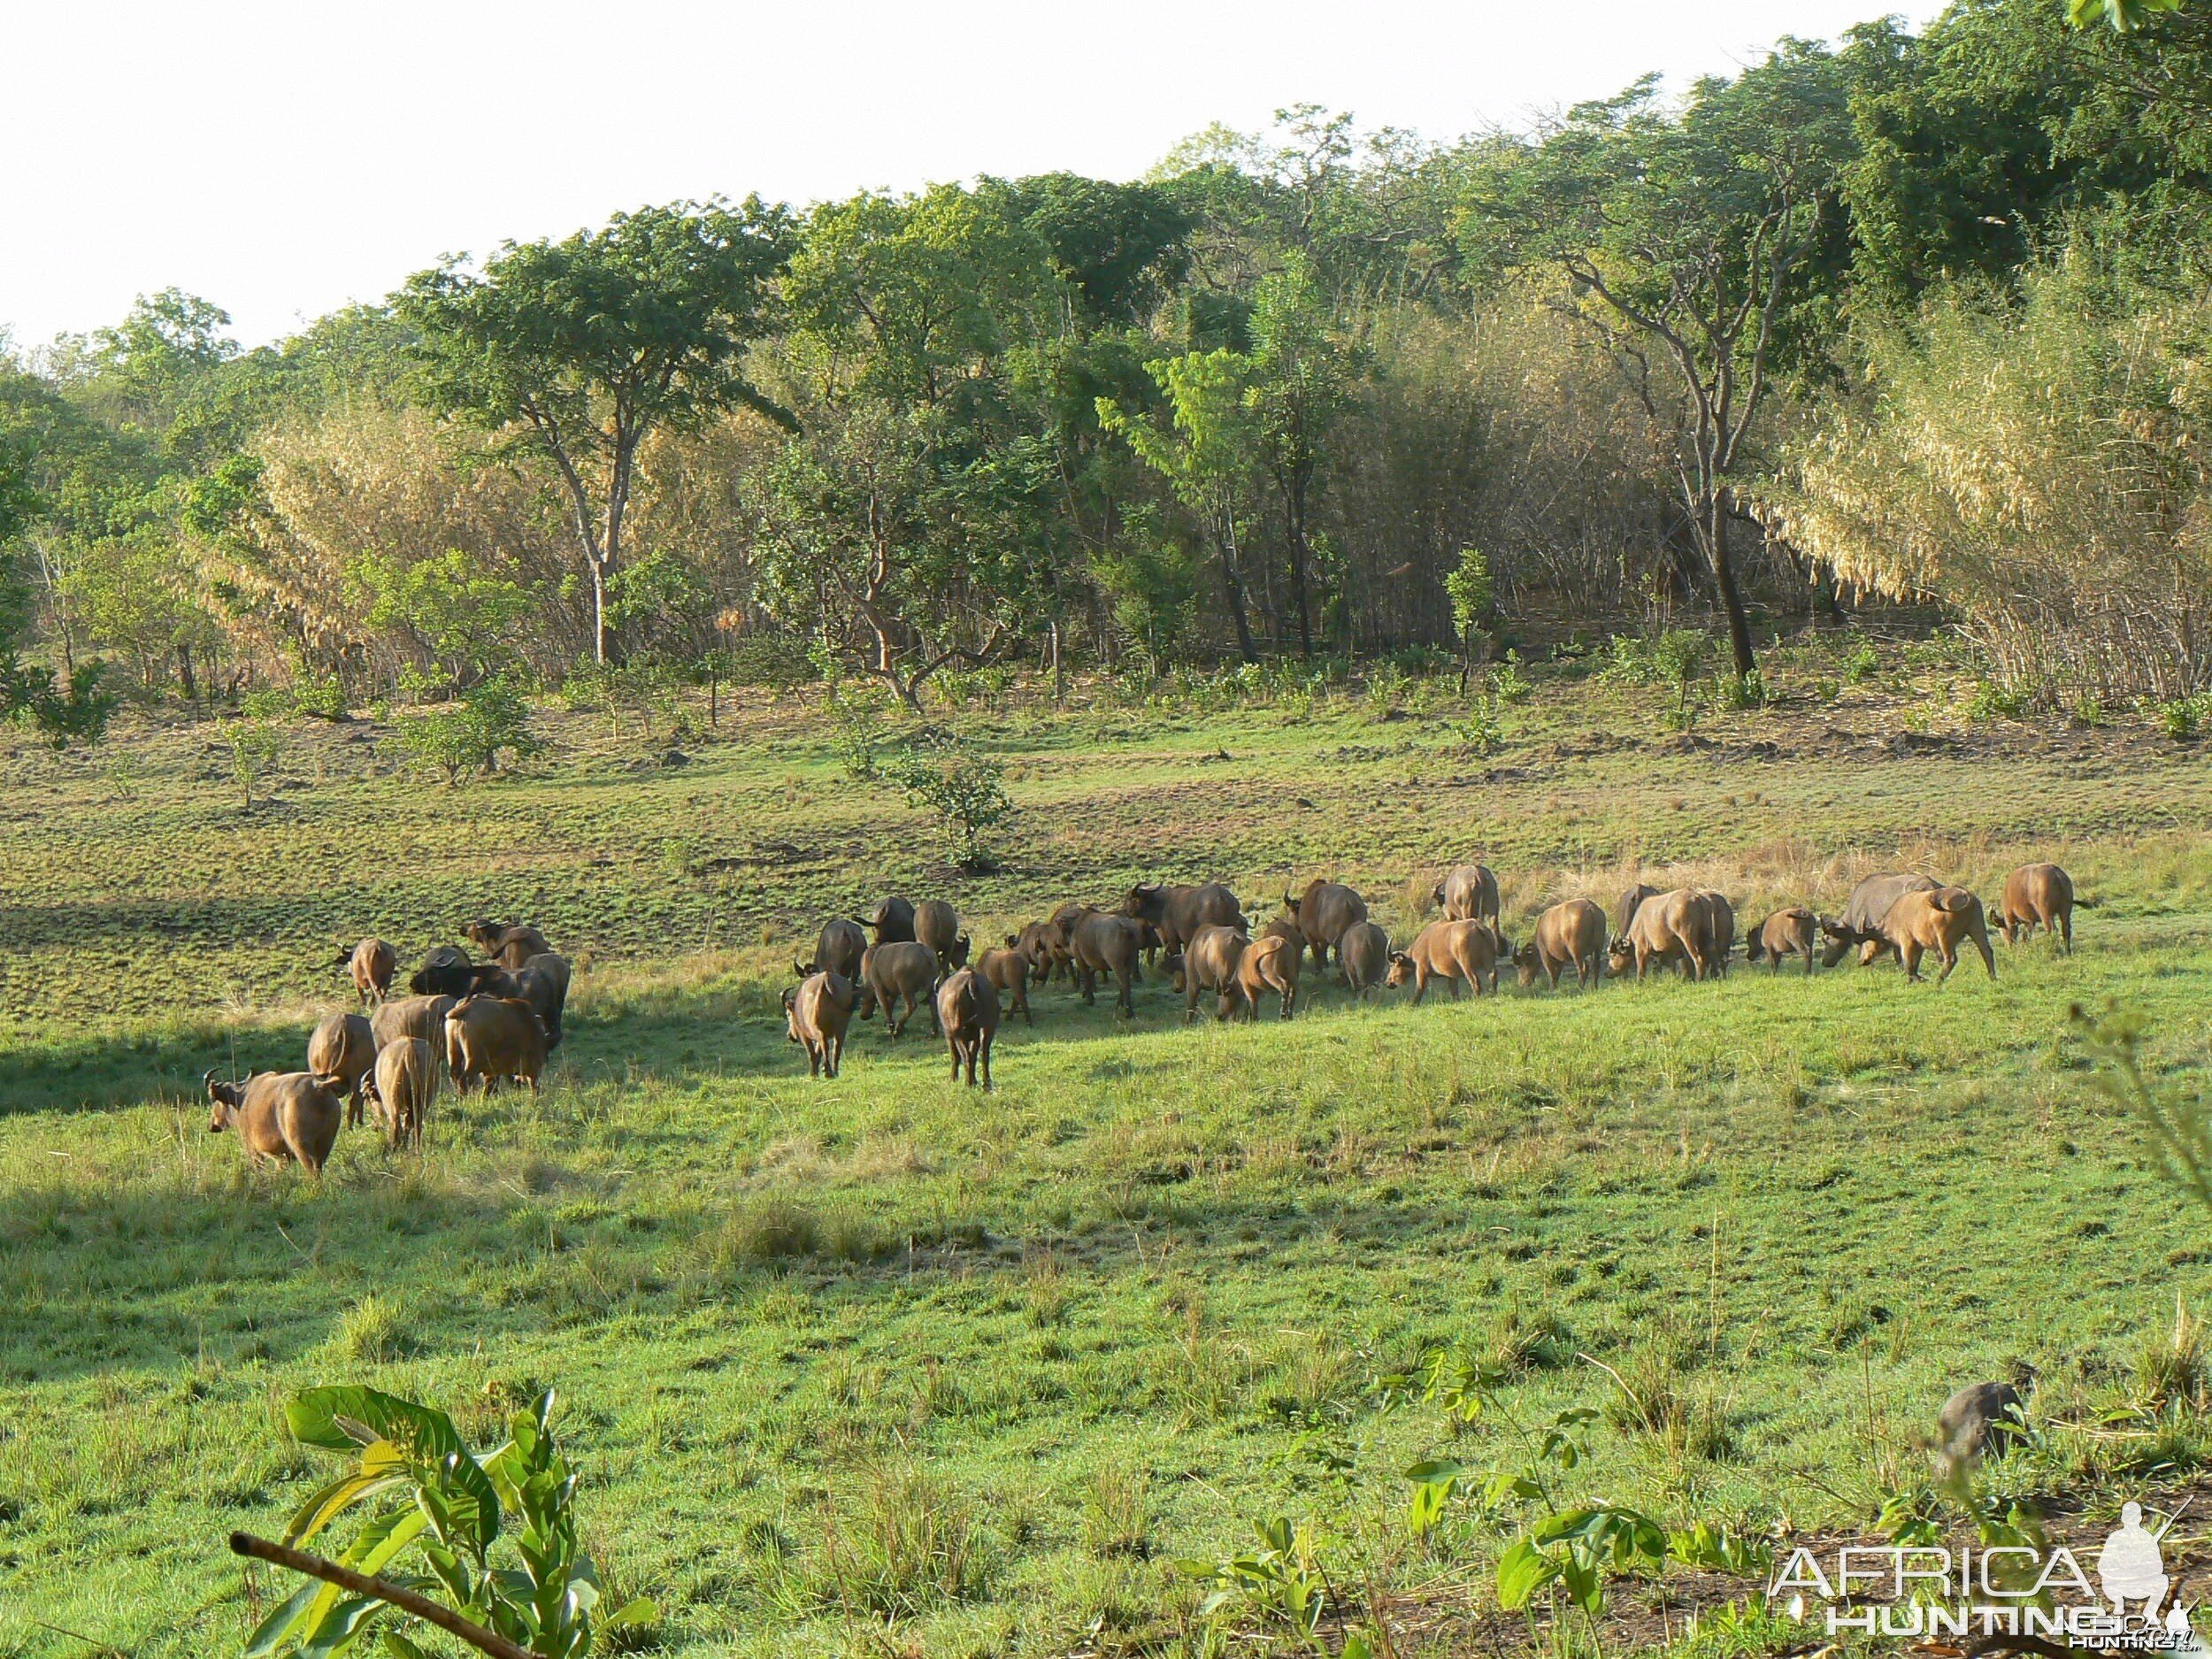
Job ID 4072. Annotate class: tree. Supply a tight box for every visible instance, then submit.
[1464,43,1855,680]
[1243,253,1360,659]
[397,200,792,664]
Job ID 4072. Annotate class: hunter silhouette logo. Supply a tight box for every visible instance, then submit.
[2102,1503,2170,1619]
[1772,1501,2199,1652]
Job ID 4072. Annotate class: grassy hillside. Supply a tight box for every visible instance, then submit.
[2,643,2208,1658]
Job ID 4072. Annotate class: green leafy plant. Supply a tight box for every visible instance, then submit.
[1487,652,1532,704]
[394,677,541,786]
[1964,677,2035,721]
[1839,641,1882,684]
[236,1385,653,1659]
[1175,1516,1335,1649]
[228,719,285,808]
[1462,692,1505,756]
[1712,668,1767,711]
[878,731,1013,872]
[1445,548,1495,691]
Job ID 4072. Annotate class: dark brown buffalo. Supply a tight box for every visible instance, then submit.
[868,896,918,946]
[1615,883,1661,938]
[936,968,1002,1089]
[408,944,476,997]
[1747,908,1821,975]
[503,952,572,1048]
[1337,920,1393,998]
[2000,863,2075,952]
[784,970,858,1078]
[372,994,456,1062]
[799,918,869,983]
[1123,882,1247,956]
[857,941,940,1036]
[205,1071,342,1175]
[465,920,553,970]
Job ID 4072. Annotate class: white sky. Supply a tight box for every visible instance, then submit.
[1,0,1939,349]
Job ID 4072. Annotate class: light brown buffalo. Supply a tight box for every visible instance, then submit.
[799,918,868,982]
[1067,909,1145,1016]
[1387,918,1501,1002]
[858,941,941,1036]
[1747,907,1821,975]
[1616,883,1661,937]
[465,920,554,971]
[1432,864,1501,924]
[1862,886,1996,982]
[1123,882,1247,955]
[2000,862,2075,952]
[372,994,457,1062]
[205,1071,342,1175]
[977,943,1034,1025]
[1515,899,1607,988]
[936,968,1002,1089]
[307,1012,378,1125]
[1165,924,1250,1022]
[1823,872,1941,966]
[1284,879,1369,975]
[1234,933,1302,1020]
[362,1037,436,1150]
[1607,888,1717,981]
[785,970,858,1078]
[344,937,396,1006]
[444,995,549,1094]
[915,899,967,973]
[1337,920,1394,999]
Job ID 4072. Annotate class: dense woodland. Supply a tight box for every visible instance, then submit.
[4,0,2211,731]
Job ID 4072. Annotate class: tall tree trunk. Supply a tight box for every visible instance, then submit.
[1286,485,1315,663]
[1217,508,1260,664]
[1707,493,1755,680]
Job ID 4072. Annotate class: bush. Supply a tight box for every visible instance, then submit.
[1487,653,1532,704]
[6,658,118,749]
[1965,677,2036,722]
[879,731,1014,871]
[394,675,541,784]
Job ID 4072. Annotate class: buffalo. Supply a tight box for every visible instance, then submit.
[937,968,1002,1088]
[868,896,918,946]
[800,918,870,982]
[1387,918,1501,1002]
[858,941,940,1036]
[444,995,549,1094]
[1747,907,1821,975]
[1515,899,1607,988]
[1165,924,1250,1022]
[342,937,396,1006]
[465,920,553,970]
[1337,920,1394,999]
[1432,865,1501,925]
[1234,933,1302,1020]
[978,942,1034,1025]
[1283,879,1369,976]
[1607,888,1717,981]
[362,1037,436,1150]
[1123,882,1247,956]
[1861,886,1996,982]
[205,1071,342,1175]
[2000,863,2075,952]
[306,1012,377,1125]
[1822,873,1940,966]
[785,970,858,1078]
[915,899,967,974]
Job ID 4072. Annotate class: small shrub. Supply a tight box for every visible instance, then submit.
[826,688,887,780]
[1840,641,1882,683]
[394,674,541,784]
[879,731,1014,872]
[1713,668,1767,710]
[1462,692,1504,755]
[2147,694,2212,739]
[227,719,285,808]
[290,672,349,721]
[1965,677,2036,722]
[1487,652,1532,704]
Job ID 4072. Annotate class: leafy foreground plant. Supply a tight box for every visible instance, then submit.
[234,1385,653,1659]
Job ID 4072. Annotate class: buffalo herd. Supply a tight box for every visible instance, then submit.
[780,860,2075,1095]
[201,860,2075,1170]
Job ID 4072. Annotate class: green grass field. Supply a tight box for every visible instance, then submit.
[2,646,2209,1658]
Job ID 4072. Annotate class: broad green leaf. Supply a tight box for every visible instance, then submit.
[282,1443,411,1544]
[243,1578,324,1659]
[1495,1537,1559,1609]
[379,1633,432,1659]
[298,1593,384,1659]
[601,1598,657,1631]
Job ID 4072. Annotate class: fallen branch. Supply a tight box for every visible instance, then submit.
[227,1532,537,1659]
